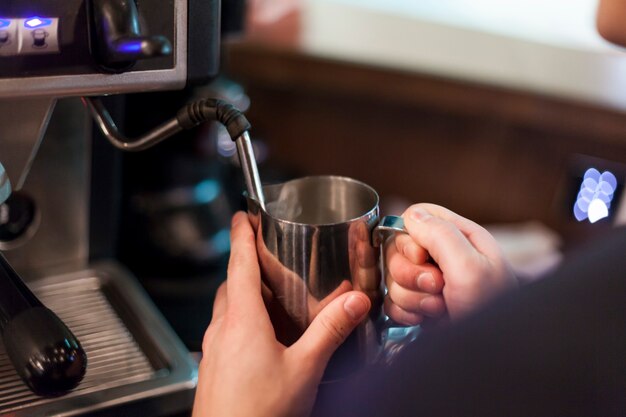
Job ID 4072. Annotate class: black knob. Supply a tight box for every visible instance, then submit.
[87,0,172,73]
[0,253,87,396]
[32,29,49,48]
[0,31,9,45]
[0,192,37,244]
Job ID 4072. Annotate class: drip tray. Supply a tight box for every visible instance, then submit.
[0,262,197,417]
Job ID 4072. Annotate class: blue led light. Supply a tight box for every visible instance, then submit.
[210,229,231,255]
[24,17,52,28]
[117,40,142,53]
[573,168,617,223]
[194,179,221,204]
[0,19,11,29]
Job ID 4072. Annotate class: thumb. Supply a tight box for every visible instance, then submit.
[402,205,475,274]
[290,291,371,368]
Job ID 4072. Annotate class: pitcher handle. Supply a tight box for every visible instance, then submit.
[373,215,422,364]
[373,215,407,246]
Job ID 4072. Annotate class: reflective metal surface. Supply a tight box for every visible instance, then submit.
[248,175,409,379]
[0,98,56,191]
[2,99,90,272]
[236,131,265,210]
[0,163,10,205]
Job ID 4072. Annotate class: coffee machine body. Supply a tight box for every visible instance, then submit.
[0,1,220,415]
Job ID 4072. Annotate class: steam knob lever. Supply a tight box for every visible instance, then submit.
[88,0,172,73]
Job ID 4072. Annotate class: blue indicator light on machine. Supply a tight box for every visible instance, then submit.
[117,40,142,53]
[25,17,52,28]
[0,19,11,29]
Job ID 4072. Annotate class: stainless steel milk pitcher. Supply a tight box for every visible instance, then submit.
[247,175,417,380]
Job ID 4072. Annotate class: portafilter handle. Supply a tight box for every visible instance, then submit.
[0,253,87,396]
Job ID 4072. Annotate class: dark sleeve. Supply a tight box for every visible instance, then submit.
[315,228,626,417]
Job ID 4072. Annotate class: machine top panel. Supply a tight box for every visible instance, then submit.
[0,0,188,98]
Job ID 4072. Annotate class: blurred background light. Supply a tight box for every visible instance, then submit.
[574,168,616,223]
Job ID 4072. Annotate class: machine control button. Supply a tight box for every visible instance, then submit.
[17,17,60,55]
[32,29,49,48]
[0,19,18,56]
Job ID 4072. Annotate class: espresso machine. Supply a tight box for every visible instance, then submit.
[0,0,234,415]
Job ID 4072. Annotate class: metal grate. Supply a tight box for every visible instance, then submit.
[0,277,156,413]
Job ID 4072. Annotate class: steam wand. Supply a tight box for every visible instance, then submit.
[82,97,266,209]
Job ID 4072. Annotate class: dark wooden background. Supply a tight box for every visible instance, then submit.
[225,41,626,247]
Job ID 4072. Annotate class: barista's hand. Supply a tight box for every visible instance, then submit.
[385,204,517,324]
[192,212,371,417]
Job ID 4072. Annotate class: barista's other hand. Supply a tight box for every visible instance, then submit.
[385,204,517,324]
[192,212,371,417]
